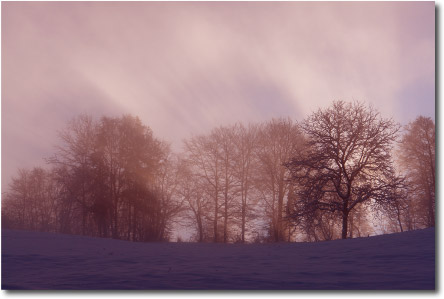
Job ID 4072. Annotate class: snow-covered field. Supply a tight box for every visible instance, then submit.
[1,228,435,290]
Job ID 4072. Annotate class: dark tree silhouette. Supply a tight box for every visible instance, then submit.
[286,101,403,239]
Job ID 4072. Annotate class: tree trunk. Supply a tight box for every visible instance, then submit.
[223,178,229,243]
[427,192,434,227]
[396,203,404,232]
[198,215,203,242]
[214,193,218,243]
[224,202,228,243]
[241,200,246,243]
[349,214,353,239]
[81,186,86,236]
[426,179,435,227]
[341,210,349,239]
[277,175,284,242]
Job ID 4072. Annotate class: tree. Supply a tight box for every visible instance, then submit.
[210,127,237,243]
[183,123,264,243]
[47,114,172,240]
[398,116,435,228]
[177,159,212,242]
[49,114,97,235]
[152,149,185,241]
[2,169,32,230]
[231,123,259,243]
[184,133,222,242]
[5,113,177,241]
[286,101,402,239]
[2,167,60,232]
[255,118,304,242]
[95,115,167,241]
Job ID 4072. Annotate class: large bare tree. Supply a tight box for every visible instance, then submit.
[286,101,403,239]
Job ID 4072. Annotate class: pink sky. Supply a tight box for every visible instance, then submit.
[1,2,435,190]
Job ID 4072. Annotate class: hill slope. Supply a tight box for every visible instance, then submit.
[1,228,435,290]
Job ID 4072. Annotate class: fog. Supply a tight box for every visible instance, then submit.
[1,2,435,190]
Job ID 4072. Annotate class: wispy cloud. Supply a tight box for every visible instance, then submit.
[1,2,435,188]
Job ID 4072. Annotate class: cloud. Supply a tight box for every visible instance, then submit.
[1,2,435,189]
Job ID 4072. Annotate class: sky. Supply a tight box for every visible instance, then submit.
[1,1,435,191]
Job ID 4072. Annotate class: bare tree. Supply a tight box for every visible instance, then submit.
[177,159,212,242]
[2,167,60,232]
[256,118,304,242]
[153,149,185,241]
[183,123,264,243]
[49,114,97,235]
[47,114,172,241]
[104,115,167,241]
[212,127,239,243]
[2,169,32,230]
[286,101,402,239]
[184,133,222,242]
[398,116,435,228]
[231,123,259,243]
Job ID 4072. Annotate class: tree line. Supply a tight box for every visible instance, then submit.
[1,101,435,242]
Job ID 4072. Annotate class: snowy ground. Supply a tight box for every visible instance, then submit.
[1,228,435,290]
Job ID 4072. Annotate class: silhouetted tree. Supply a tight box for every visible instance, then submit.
[286,101,403,239]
